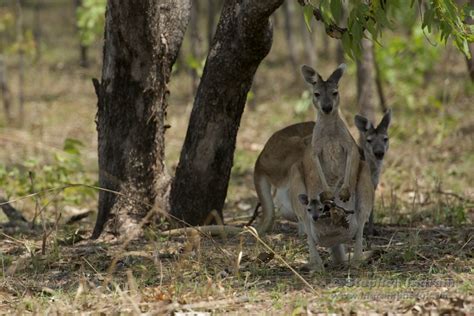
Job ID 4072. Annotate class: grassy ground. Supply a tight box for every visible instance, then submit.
[0,2,473,314]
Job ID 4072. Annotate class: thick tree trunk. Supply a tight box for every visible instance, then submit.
[356,37,376,122]
[170,0,284,226]
[92,0,191,239]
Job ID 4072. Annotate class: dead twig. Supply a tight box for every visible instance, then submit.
[246,202,261,226]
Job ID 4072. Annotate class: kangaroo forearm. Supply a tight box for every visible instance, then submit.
[314,155,330,192]
[343,147,358,189]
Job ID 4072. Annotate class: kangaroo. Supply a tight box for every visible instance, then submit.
[354,110,391,235]
[252,114,391,230]
[254,64,351,235]
[288,147,374,271]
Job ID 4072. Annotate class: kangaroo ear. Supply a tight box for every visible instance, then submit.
[377,109,392,132]
[301,65,322,85]
[354,114,372,132]
[327,63,346,84]
[298,194,309,206]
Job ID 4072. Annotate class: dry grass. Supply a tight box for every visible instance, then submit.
[0,2,473,314]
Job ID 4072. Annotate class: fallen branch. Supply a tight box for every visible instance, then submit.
[162,225,244,238]
[0,197,28,223]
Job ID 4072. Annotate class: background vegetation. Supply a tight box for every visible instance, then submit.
[0,0,472,314]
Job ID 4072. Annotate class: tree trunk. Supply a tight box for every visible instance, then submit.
[33,0,42,61]
[16,0,25,126]
[92,0,191,239]
[301,15,316,67]
[356,37,376,122]
[170,0,284,226]
[282,0,297,69]
[0,56,12,122]
[189,0,201,94]
[74,0,89,68]
[373,44,387,112]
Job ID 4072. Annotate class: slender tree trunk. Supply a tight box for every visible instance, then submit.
[320,27,330,59]
[335,2,347,65]
[373,45,387,112]
[356,37,376,122]
[33,0,42,61]
[0,56,12,122]
[189,1,201,94]
[16,0,25,126]
[282,0,297,69]
[457,0,474,81]
[170,0,284,226]
[74,0,89,68]
[465,16,474,81]
[92,0,191,239]
[301,15,316,66]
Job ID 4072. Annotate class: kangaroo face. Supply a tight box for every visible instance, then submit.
[301,64,346,115]
[298,194,324,222]
[355,110,392,161]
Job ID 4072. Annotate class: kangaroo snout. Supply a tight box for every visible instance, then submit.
[322,105,333,114]
[312,213,320,221]
[374,151,385,160]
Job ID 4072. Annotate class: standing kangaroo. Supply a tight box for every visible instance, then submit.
[300,63,361,209]
[354,110,392,234]
[290,149,374,271]
[254,64,359,234]
[254,64,353,235]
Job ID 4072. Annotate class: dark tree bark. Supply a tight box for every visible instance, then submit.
[207,0,223,50]
[207,0,216,49]
[92,0,191,239]
[282,0,297,69]
[356,37,376,122]
[170,0,284,226]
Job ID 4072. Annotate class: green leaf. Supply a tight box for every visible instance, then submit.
[330,0,343,22]
[63,138,84,156]
[303,5,314,32]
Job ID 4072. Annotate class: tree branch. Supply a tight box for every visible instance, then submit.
[296,0,347,39]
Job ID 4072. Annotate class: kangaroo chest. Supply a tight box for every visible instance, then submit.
[318,140,347,187]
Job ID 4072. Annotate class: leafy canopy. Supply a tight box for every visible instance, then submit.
[300,0,473,59]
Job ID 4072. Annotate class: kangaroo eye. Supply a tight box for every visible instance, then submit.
[333,91,338,96]
[314,92,320,98]
[384,137,389,142]
[367,138,373,143]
